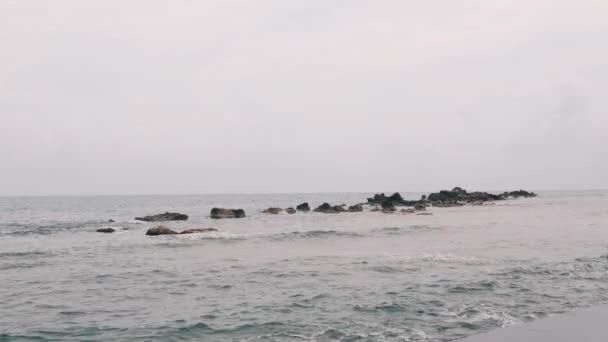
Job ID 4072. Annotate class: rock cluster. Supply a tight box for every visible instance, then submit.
[210,208,246,219]
[262,207,296,214]
[313,203,346,214]
[135,212,188,222]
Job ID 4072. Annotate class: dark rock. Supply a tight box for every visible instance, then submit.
[427,187,501,204]
[180,228,218,234]
[285,207,296,214]
[313,203,341,214]
[333,205,346,213]
[348,205,363,212]
[432,201,464,207]
[381,201,395,210]
[96,228,115,233]
[262,207,284,214]
[135,212,188,222]
[420,195,427,201]
[417,212,434,216]
[506,189,538,198]
[210,208,246,219]
[296,203,311,212]
[368,192,405,206]
[414,203,426,211]
[146,226,178,236]
[108,219,115,223]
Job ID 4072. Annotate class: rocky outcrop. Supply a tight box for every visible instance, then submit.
[503,190,538,198]
[313,203,346,214]
[180,228,218,234]
[296,203,311,212]
[96,228,115,233]
[210,208,246,219]
[368,192,404,206]
[427,187,501,204]
[348,205,363,212]
[135,212,188,222]
[146,226,179,236]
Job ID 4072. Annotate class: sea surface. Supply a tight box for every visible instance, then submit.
[1,191,607,341]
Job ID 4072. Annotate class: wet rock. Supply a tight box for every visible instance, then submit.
[414,203,426,211]
[401,208,415,214]
[96,228,115,233]
[262,207,284,214]
[135,212,188,222]
[313,203,343,214]
[108,219,115,223]
[417,212,434,216]
[427,187,501,204]
[381,201,395,211]
[420,195,427,201]
[368,192,405,206]
[180,228,218,234]
[146,226,178,236]
[285,207,296,214]
[432,201,464,207]
[505,189,538,198]
[348,205,363,212]
[296,203,311,212]
[210,208,246,219]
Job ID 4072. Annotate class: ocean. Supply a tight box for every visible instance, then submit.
[1,191,607,341]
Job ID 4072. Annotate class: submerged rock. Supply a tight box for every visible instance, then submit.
[285,207,296,214]
[96,228,115,233]
[146,226,178,236]
[210,208,246,219]
[296,203,311,212]
[401,208,415,214]
[108,219,115,223]
[417,212,434,216]
[262,207,284,214]
[135,212,188,222]
[180,228,218,234]
[414,203,426,211]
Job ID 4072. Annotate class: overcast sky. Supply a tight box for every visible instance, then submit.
[1,0,607,196]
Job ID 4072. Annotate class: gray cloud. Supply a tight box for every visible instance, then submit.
[1,0,607,195]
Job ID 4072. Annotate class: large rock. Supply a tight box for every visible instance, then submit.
[368,192,404,206]
[348,205,363,212]
[427,187,501,204]
[296,203,311,212]
[146,226,178,236]
[313,203,344,214]
[135,212,188,222]
[210,208,246,219]
[96,228,115,233]
[180,228,218,234]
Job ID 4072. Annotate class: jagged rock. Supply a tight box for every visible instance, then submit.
[146,226,178,236]
[296,203,311,212]
[313,203,343,214]
[96,228,115,233]
[263,207,284,214]
[135,212,188,222]
[427,187,501,204]
[210,208,246,219]
[180,228,218,234]
[348,205,363,212]
[368,192,404,205]
[285,207,296,214]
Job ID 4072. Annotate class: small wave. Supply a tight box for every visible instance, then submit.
[0,251,52,258]
[265,230,363,241]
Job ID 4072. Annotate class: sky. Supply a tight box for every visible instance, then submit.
[1,0,607,196]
